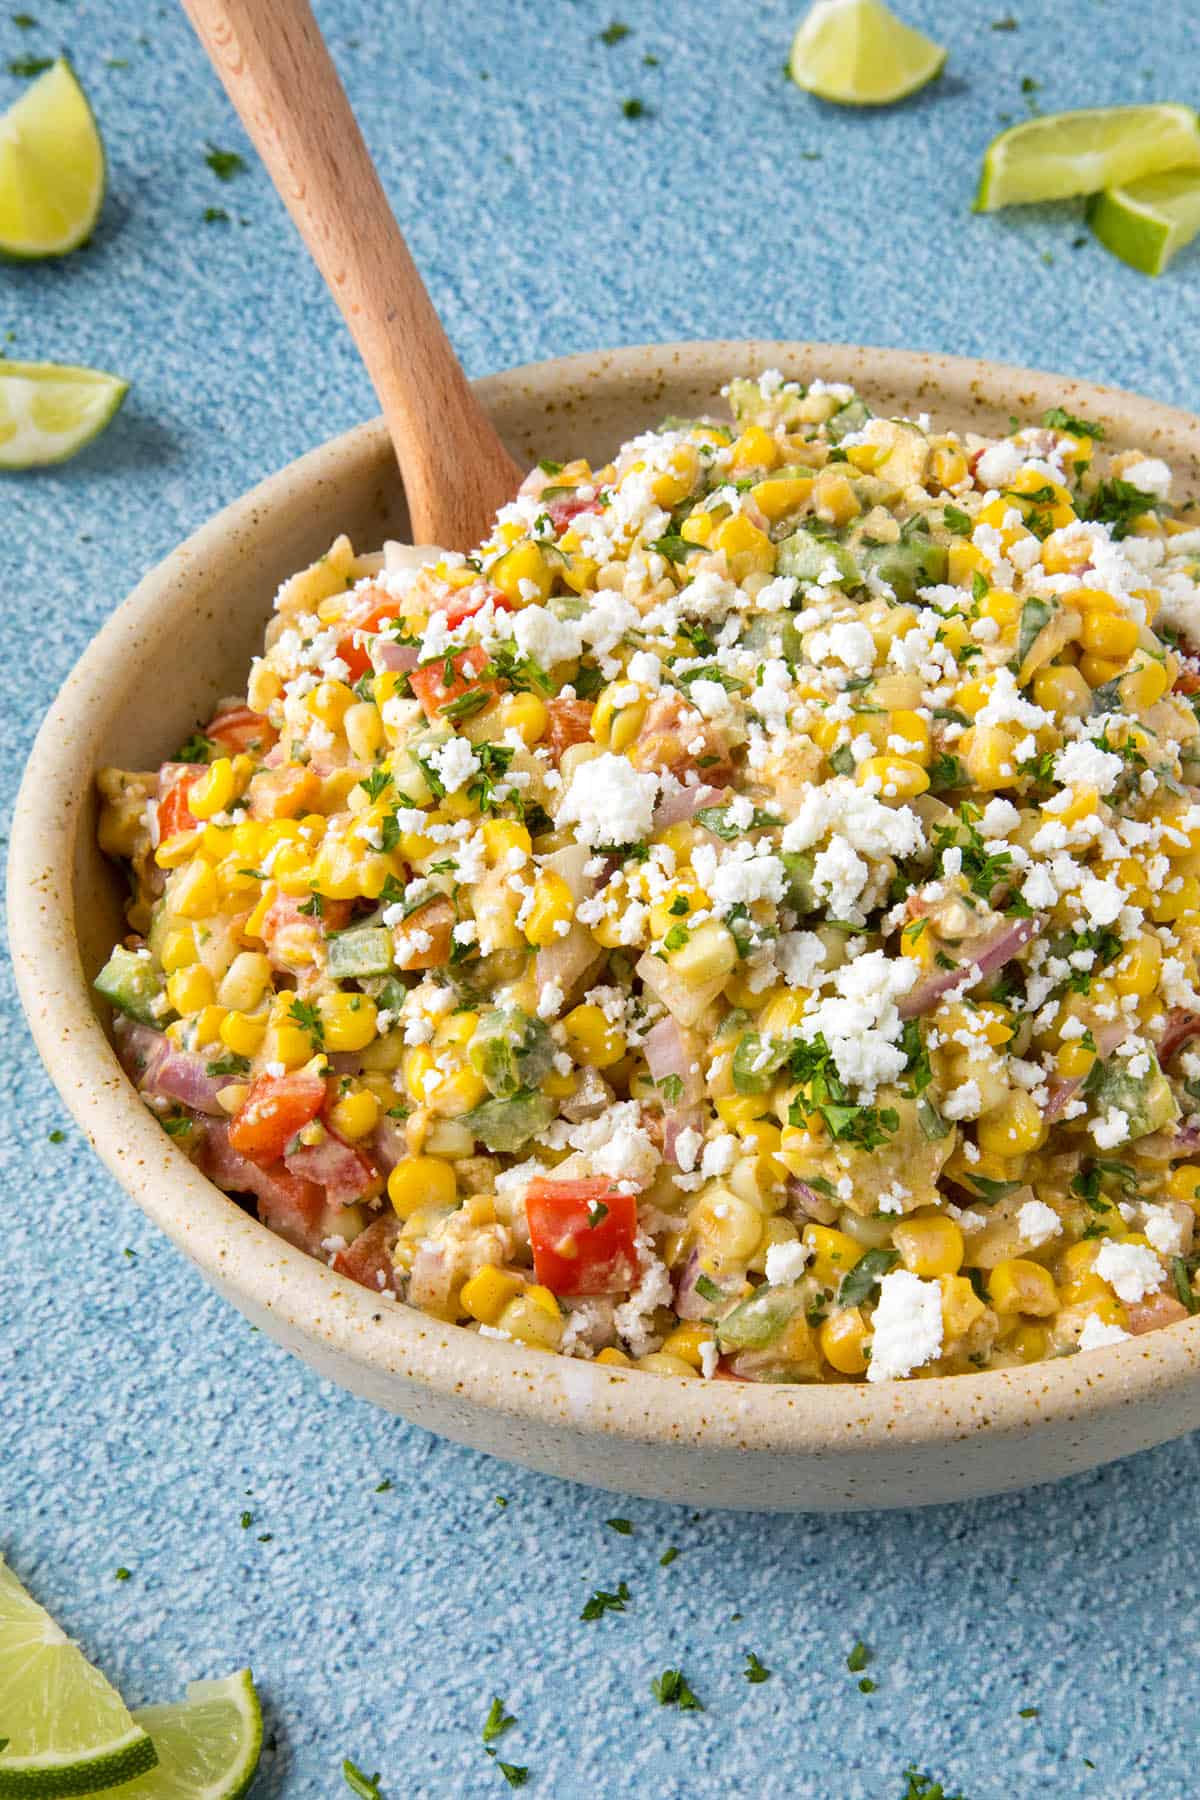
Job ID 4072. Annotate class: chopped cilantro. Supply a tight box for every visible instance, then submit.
[599,19,630,44]
[581,1581,629,1620]
[858,1676,877,1693]
[114,1567,131,1581]
[846,1640,871,1672]
[204,144,247,181]
[203,206,229,224]
[374,1478,393,1493]
[48,1127,65,1143]
[205,1053,250,1078]
[497,1763,529,1789]
[288,996,324,1042]
[838,1250,898,1308]
[743,1651,771,1684]
[621,96,649,119]
[342,1762,385,1799]
[942,503,971,534]
[659,1546,679,1566]
[176,730,214,762]
[1081,478,1158,540]
[606,1518,633,1535]
[649,533,703,563]
[1043,405,1103,439]
[901,1765,964,1800]
[239,1511,253,1529]
[482,1697,516,1743]
[1018,1705,1040,1718]
[650,1668,703,1711]
[695,1273,722,1304]
[7,54,51,75]
[359,768,392,801]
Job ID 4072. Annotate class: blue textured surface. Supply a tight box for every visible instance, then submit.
[6,2,1200,1794]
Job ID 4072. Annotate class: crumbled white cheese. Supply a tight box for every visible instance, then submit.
[557,753,659,847]
[866,1270,944,1383]
[1078,1314,1132,1352]
[1017,1199,1060,1249]
[764,1240,810,1286]
[1095,1238,1163,1303]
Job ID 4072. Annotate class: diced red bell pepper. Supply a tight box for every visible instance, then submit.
[334,588,405,682]
[525,1178,639,1297]
[229,1069,328,1164]
[156,767,204,840]
[409,645,494,721]
[393,897,455,970]
[206,704,277,757]
[428,582,513,631]
[332,1217,400,1292]
[546,493,602,532]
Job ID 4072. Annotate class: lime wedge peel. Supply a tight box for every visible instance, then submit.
[0,1556,157,1798]
[788,0,946,108]
[0,58,105,258]
[0,362,129,470]
[976,103,1200,211]
[1087,168,1200,276]
[113,1670,263,1800]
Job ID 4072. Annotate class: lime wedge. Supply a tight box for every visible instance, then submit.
[976,103,1200,211]
[0,1557,157,1797]
[1087,167,1200,275]
[0,362,128,469]
[0,58,104,257]
[93,1672,262,1800]
[788,0,946,107]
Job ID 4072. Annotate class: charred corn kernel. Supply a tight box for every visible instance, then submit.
[343,701,384,763]
[711,513,775,579]
[460,1265,523,1325]
[962,724,1016,792]
[819,1306,870,1374]
[1113,932,1162,998]
[1080,652,1127,688]
[856,754,929,799]
[1166,1165,1200,1209]
[668,919,738,986]
[492,540,553,606]
[1079,610,1138,661]
[1150,874,1200,923]
[388,1155,456,1219]
[171,858,220,919]
[939,1274,986,1340]
[328,1088,381,1141]
[981,586,1022,628]
[498,1289,563,1351]
[481,818,531,864]
[887,709,932,765]
[264,1022,312,1070]
[930,445,969,489]
[160,927,196,973]
[317,991,378,1052]
[563,1002,625,1068]
[661,1322,715,1369]
[187,757,236,820]
[219,1008,268,1057]
[1055,1041,1096,1081]
[1120,654,1169,711]
[525,872,575,947]
[893,1214,964,1278]
[217,950,271,1012]
[428,1066,489,1117]
[680,507,714,546]
[802,1224,862,1289]
[694,1188,763,1265]
[500,691,549,746]
[1032,663,1092,718]
[635,1352,698,1378]
[309,678,355,729]
[751,474,812,520]
[948,540,986,585]
[812,466,860,528]
[596,1346,632,1368]
[165,964,215,1016]
[988,1258,1058,1317]
[729,425,780,474]
[591,680,648,752]
[977,1091,1047,1156]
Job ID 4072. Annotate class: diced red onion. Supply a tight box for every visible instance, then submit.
[636,949,726,1030]
[651,783,729,831]
[372,639,420,674]
[116,1020,229,1116]
[370,1117,409,1174]
[1159,1008,1200,1064]
[644,1017,704,1106]
[786,1176,838,1225]
[284,1132,379,1206]
[536,926,602,998]
[898,918,1037,1019]
[663,1107,704,1167]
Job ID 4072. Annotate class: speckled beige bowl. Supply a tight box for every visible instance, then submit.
[11,341,1200,1510]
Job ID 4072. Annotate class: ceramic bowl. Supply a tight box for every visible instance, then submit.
[11,340,1200,1511]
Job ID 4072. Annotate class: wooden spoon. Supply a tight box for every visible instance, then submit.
[181,0,522,551]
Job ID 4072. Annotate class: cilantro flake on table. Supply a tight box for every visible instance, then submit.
[496,1763,529,1789]
[659,1546,679,1566]
[605,1518,633,1535]
[342,1760,385,1799]
[598,20,630,44]
[620,96,649,119]
[743,1651,771,1684]
[581,1580,630,1620]
[204,144,247,181]
[7,54,50,75]
[901,1765,965,1800]
[482,1697,516,1744]
[846,1639,871,1673]
[650,1667,703,1711]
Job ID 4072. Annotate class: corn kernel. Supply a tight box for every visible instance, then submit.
[524,872,576,947]
[802,1224,862,1290]
[977,1091,1047,1156]
[481,818,532,864]
[388,1155,456,1219]
[940,1273,986,1339]
[343,701,384,763]
[596,1346,632,1367]
[729,425,780,474]
[160,927,197,973]
[328,1088,381,1141]
[563,1002,625,1068]
[317,991,378,1053]
[988,1258,1058,1317]
[309,678,355,729]
[187,757,237,821]
[819,1306,869,1374]
[668,919,739,987]
[264,1022,313,1070]
[1032,663,1091,719]
[893,1214,964,1278]
[660,1321,715,1369]
[219,1008,268,1057]
[217,950,272,1012]
[856,754,929,800]
[750,474,812,521]
[165,964,215,1017]
[1079,611,1138,661]
[492,540,553,606]
[461,1265,524,1325]
[711,513,775,579]
[171,858,220,919]
[500,692,549,746]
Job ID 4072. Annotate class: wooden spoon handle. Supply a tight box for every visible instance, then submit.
[181,0,521,550]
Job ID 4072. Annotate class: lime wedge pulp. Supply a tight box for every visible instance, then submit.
[0,57,105,257]
[0,1556,157,1798]
[788,0,946,107]
[976,103,1200,211]
[1087,167,1200,275]
[92,1671,263,1800]
[0,362,129,469]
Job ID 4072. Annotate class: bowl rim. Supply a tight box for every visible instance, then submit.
[10,335,1200,1461]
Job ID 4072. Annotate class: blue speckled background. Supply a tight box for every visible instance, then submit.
[6,2,1200,1794]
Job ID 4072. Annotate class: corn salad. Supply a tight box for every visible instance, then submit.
[96,372,1200,1383]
